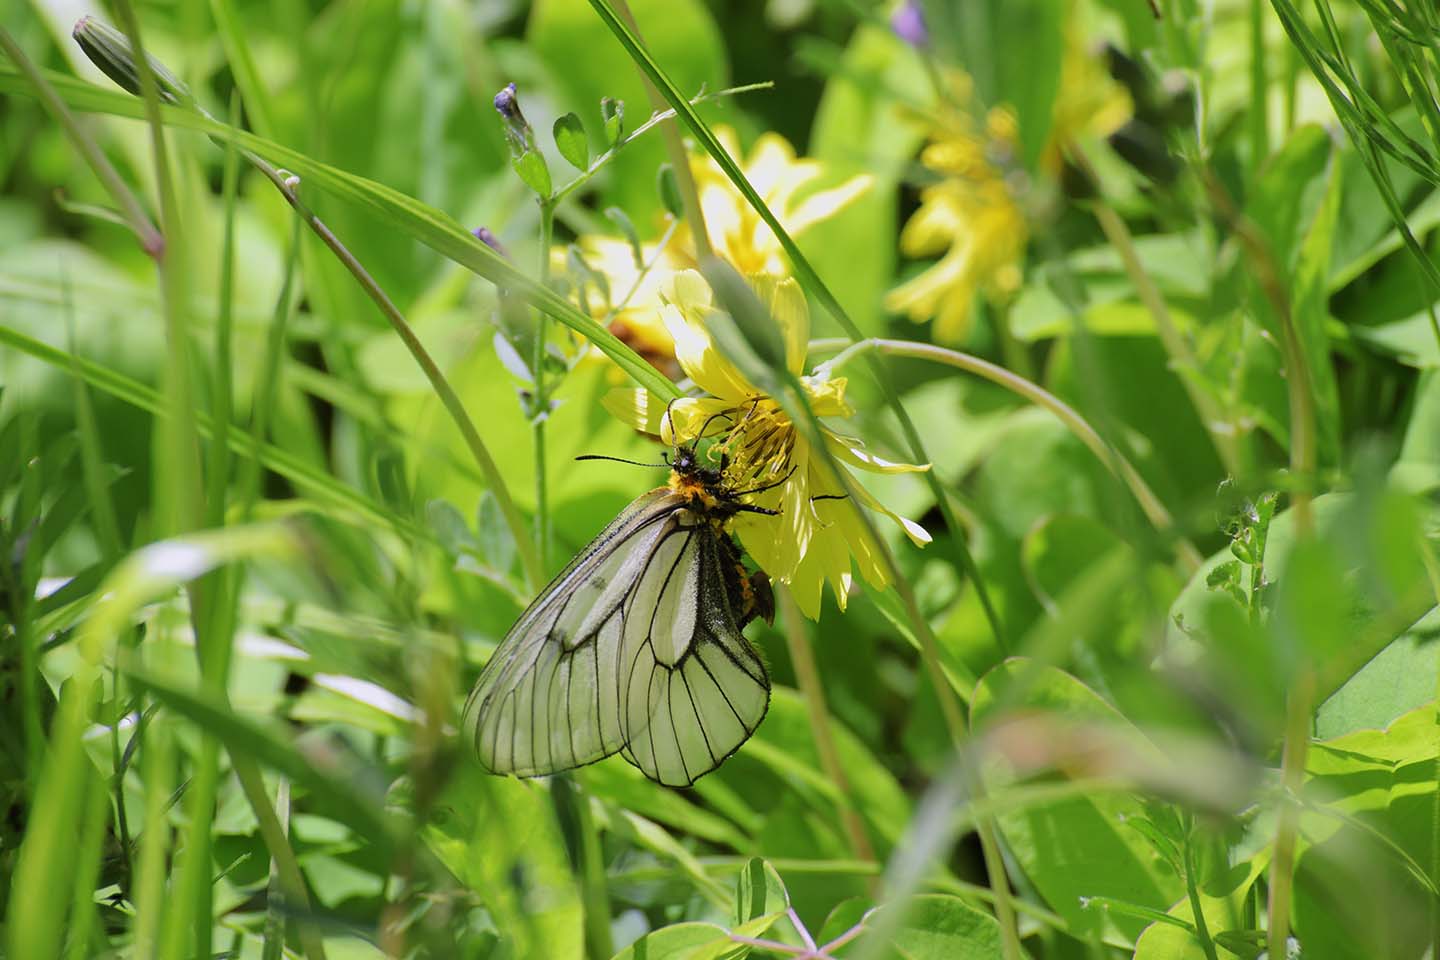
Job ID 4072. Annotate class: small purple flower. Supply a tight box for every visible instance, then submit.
[890,1,928,48]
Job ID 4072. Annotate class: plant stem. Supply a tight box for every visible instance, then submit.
[250,161,544,590]
[1182,815,1221,960]
[1069,144,1243,480]
[548,82,772,208]
[777,587,877,872]
[814,338,1204,572]
[535,202,554,571]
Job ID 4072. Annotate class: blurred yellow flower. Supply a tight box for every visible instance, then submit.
[556,128,872,370]
[884,102,1028,344]
[604,271,930,619]
[886,38,1129,344]
[684,127,873,277]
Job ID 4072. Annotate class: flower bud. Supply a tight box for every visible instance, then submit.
[72,16,194,107]
[493,82,535,154]
[472,226,509,260]
[890,1,928,48]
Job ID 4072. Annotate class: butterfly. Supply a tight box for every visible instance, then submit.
[461,432,786,787]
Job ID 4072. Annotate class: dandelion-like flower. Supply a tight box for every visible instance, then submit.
[885,85,1028,344]
[557,128,872,367]
[886,41,1129,344]
[605,271,931,619]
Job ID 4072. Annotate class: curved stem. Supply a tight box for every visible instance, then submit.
[1068,144,1243,480]
[814,338,1204,572]
[548,82,772,208]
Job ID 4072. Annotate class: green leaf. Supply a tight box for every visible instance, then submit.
[856,895,1004,959]
[606,923,734,960]
[1295,701,1440,960]
[734,858,789,925]
[553,112,589,172]
[512,149,553,198]
[808,24,928,334]
[970,660,1185,944]
[1132,857,1269,960]
[602,96,625,147]
[995,0,1064,170]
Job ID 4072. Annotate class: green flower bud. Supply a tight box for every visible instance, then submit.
[72,17,194,107]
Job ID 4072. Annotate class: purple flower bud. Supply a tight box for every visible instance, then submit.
[890,1,928,48]
[493,82,520,121]
[472,226,509,260]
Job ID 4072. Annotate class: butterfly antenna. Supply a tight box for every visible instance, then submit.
[575,454,669,468]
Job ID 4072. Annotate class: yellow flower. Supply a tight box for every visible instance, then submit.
[605,271,931,619]
[886,39,1129,344]
[555,128,872,368]
[683,127,873,277]
[885,100,1028,344]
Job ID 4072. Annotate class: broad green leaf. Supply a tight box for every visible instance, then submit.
[607,922,734,960]
[856,894,1004,959]
[971,660,1184,945]
[1394,370,1440,491]
[1294,701,1440,960]
[1133,855,1268,960]
[994,0,1064,170]
[1314,605,1440,738]
[513,149,554,197]
[737,687,910,848]
[1166,492,1436,712]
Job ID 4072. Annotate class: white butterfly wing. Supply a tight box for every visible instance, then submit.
[463,489,770,785]
[618,523,769,785]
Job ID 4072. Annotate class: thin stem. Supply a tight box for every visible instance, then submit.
[777,586,877,871]
[0,28,160,254]
[548,82,773,208]
[767,368,1023,960]
[1068,144,1243,479]
[1182,815,1221,960]
[248,161,544,590]
[1199,170,1316,532]
[814,338,1204,572]
[535,203,554,570]
[1268,670,1314,958]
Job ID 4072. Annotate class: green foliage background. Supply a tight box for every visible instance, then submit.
[1,0,1439,957]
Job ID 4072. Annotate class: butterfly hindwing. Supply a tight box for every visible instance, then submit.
[618,521,769,786]
[463,487,771,786]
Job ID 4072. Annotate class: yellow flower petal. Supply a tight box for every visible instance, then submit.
[601,388,669,435]
[826,434,932,474]
[662,272,756,402]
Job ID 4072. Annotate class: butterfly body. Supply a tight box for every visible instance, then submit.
[463,444,775,787]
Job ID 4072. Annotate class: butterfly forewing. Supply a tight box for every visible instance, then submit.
[463,484,771,786]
